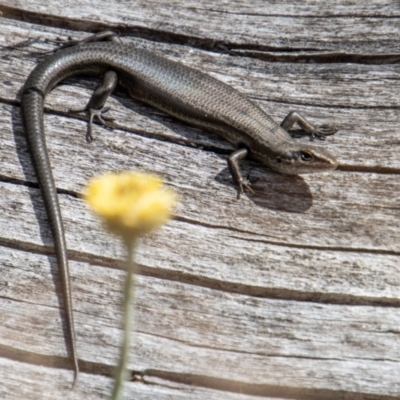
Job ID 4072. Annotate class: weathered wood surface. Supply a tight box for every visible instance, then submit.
[0,2,400,399]
[2,246,400,399]
[1,358,278,400]
[2,0,400,54]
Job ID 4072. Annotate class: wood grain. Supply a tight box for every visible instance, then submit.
[1,18,400,171]
[0,4,400,400]
[1,246,400,398]
[0,358,283,400]
[1,1,400,54]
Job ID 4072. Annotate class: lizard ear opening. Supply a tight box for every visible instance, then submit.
[300,151,314,162]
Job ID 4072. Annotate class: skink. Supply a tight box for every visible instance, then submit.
[21,32,338,385]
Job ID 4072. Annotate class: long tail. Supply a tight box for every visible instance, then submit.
[21,88,79,386]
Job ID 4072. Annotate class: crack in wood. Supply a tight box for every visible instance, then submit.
[144,369,400,400]
[1,239,399,307]
[2,5,400,65]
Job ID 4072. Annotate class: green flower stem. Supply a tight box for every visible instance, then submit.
[111,240,136,400]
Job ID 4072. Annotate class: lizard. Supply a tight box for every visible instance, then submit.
[21,31,338,386]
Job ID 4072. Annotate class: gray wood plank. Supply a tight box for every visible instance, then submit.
[2,101,400,254]
[1,1,400,53]
[1,18,400,171]
[1,178,400,305]
[1,246,399,398]
[0,357,279,400]
[1,6,400,400]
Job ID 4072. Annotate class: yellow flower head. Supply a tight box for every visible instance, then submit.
[84,172,177,239]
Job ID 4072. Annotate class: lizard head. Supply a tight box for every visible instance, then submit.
[269,145,338,175]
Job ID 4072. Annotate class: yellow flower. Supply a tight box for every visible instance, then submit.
[84,172,177,239]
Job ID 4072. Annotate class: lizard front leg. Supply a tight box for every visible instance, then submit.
[228,148,255,199]
[280,110,338,140]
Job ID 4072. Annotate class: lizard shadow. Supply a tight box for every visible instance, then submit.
[214,164,313,213]
[10,100,75,368]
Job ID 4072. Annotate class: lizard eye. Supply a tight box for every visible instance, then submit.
[276,157,282,164]
[301,152,314,162]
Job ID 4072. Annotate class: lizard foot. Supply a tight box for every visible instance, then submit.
[86,108,115,142]
[68,107,115,142]
[236,178,256,200]
[311,124,338,140]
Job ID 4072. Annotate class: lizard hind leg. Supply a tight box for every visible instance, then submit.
[69,70,118,142]
[63,31,123,141]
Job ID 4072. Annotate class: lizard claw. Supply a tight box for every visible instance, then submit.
[69,107,114,122]
[86,108,115,142]
[90,107,115,124]
[67,107,115,142]
[236,178,255,199]
[311,124,338,140]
